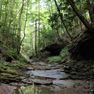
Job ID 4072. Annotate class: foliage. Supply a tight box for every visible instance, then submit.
[16,85,35,94]
[47,56,62,63]
[0,0,94,59]
[47,47,69,63]
[60,47,69,58]
[0,61,20,75]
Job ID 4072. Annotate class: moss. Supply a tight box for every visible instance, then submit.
[0,61,28,83]
[60,47,69,58]
[47,56,62,63]
[13,85,35,94]
[47,47,69,63]
[0,60,28,77]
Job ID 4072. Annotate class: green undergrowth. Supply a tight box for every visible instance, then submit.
[0,60,29,76]
[0,60,30,83]
[13,85,35,94]
[47,56,62,63]
[0,58,29,81]
[0,43,28,70]
[47,47,69,63]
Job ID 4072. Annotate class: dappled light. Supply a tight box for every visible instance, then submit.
[0,0,94,94]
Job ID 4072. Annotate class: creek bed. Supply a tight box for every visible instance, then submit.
[26,69,69,80]
[13,80,89,94]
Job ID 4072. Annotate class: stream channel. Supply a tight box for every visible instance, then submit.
[0,61,90,94]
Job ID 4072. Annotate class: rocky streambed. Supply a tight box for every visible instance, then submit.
[0,60,93,94]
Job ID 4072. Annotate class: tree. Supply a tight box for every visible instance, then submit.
[67,0,94,32]
[53,0,73,40]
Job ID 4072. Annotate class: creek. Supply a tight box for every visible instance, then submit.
[0,61,90,94]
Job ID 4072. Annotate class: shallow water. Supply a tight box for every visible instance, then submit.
[16,85,54,94]
[13,80,89,94]
[17,61,90,94]
[27,70,69,79]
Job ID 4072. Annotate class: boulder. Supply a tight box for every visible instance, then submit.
[69,31,94,60]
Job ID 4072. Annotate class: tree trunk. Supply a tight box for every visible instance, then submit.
[34,20,38,56]
[17,0,24,54]
[67,0,94,31]
[54,0,73,40]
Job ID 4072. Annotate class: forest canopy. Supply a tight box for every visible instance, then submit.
[0,0,94,59]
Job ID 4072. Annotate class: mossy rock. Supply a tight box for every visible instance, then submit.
[47,56,62,63]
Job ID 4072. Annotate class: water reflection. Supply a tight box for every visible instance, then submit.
[13,80,88,94]
[14,84,54,94]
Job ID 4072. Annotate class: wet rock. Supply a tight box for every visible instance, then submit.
[15,80,89,94]
[53,80,75,87]
[27,70,69,79]
[69,75,87,80]
[26,67,34,70]
[22,78,33,84]
[0,84,16,94]
[32,79,53,85]
[64,65,71,73]
[64,60,94,79]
